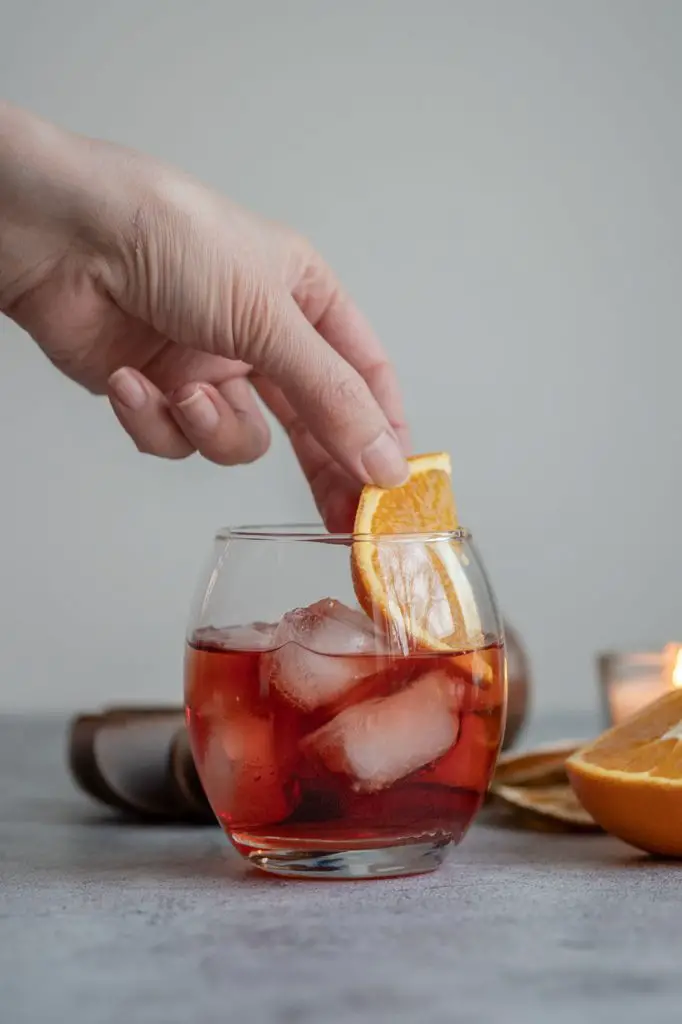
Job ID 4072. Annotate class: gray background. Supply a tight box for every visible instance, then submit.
[1,0,681,713]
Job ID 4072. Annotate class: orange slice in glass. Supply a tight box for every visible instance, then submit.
[351,452,482,652]
[566,689,682,856]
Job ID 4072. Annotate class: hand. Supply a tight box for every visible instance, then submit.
[0,103,409,530]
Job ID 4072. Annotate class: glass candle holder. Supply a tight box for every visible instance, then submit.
[598,650,675,726]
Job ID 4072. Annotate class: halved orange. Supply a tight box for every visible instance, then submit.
[351,452,483,652]
[566,689,682,856]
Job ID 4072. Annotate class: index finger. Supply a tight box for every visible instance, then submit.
[252,374,361,533]
[291,256,411,455]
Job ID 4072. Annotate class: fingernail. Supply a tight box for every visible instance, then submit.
[109,368,147,411]
[395,424,412,457]
[361,431,410,487]
[174,386,220,433]
[221,377,251,413]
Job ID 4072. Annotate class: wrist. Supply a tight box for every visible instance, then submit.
[0,102,97,311]
[0,102,76,212]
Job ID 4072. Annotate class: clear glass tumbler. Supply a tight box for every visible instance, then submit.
[185,525,506,879]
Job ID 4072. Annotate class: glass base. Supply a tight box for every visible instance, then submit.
[234,834,452,879]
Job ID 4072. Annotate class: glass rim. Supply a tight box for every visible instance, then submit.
[215,522,472,543]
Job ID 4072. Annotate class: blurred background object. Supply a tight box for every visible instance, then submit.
[503,622,531,749]
[599,645,682,726]
[1,0,681,713]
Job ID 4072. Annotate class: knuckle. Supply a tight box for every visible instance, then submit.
[113,168,242,359]
[202,424,270,467]
[52,347,105,392]
[284,413,308,445]
[205,444,248,467]
[230,271,282,365]
[133,436,192,460]
[130,428,187,459]
[131,431,160,456]
[324,371,365,415]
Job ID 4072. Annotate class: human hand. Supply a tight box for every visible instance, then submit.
[0,103,409,529]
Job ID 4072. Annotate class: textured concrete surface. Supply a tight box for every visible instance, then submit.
[2,714,682,1024]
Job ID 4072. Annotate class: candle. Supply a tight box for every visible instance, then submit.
[600,646,682,726]
[608,676,669,724]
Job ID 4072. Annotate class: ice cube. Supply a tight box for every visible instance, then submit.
[260,599,389,711]
[304,669,460,792]
[419,710,499,793]
[200,711,295,827]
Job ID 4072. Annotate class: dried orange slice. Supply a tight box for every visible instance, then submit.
[490,782,598,831]
[566,689,682,856]
[489,742,599,831]
[494,741,585,788]
[351,452,482,652]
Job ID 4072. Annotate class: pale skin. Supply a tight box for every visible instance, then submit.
[0,102,409,530]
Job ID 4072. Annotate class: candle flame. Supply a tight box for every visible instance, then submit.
[662,644,682,689]
[673,650,682,689]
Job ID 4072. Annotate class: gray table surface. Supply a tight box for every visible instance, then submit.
[2,713,681,1024]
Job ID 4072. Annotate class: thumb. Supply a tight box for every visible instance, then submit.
[248,292,409,488]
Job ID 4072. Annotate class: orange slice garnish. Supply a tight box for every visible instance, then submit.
[566,690,682,856]
[351,452,483,652]
[355,452,458,536]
